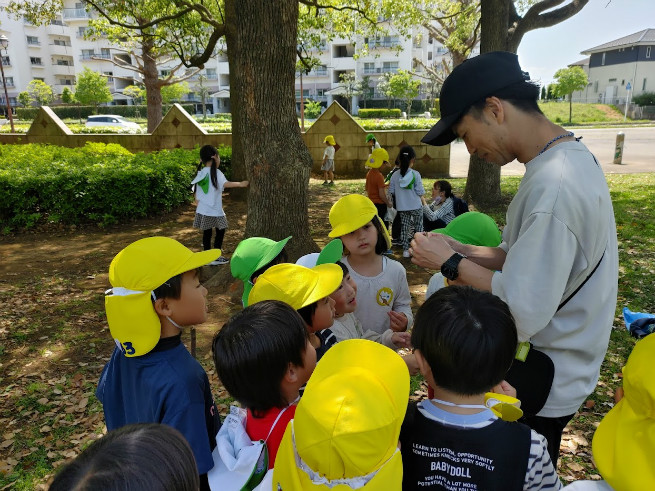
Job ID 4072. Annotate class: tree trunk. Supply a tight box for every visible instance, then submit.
[463,0,508,210]
[225,0,316,259]
[142,39,163,133]
[569,94,572,124]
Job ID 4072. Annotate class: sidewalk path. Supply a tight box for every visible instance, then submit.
[448,127,655,178]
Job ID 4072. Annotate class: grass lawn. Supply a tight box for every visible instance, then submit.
[0,174,653,488]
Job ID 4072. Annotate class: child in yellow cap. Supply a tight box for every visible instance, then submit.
[322,135,336,186]
[97,237,222,488]
[329,194,413,337]
[248,262,343,361]
[365,147,393,231]
[271,339,409,489]
[402,286,560,490]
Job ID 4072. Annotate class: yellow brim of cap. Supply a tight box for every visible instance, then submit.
[302,263,343,309]
[592,398,655,489]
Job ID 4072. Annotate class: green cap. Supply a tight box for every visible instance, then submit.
[366,133,376,142]
[295,239,344,268]
[435,212,501,247]
[230,236,292,306]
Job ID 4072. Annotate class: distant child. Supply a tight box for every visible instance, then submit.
[328,193,413,336]
[212,300,317,469]
[388,145,425,257]
[365,147,393,223]
[321,135,336,186]
[386,155,402,243]
[401,286,561,490]
[230,235,291,306]
[272,339,409,489]
[97,237,222,489]
[248,262,342,361]
[49,423,199,491]
[192,144,249,263]
[422,179,457,231]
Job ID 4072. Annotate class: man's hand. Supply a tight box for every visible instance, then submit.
[409,232,456,270]
[391,331,412,349]
[388,311,408,332]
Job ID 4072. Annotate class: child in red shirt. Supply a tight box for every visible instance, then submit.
[212,300,316,468]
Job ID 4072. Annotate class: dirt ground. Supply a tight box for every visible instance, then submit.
[0,180,598,487]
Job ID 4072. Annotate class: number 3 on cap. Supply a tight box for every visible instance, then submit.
[122,342,136,355]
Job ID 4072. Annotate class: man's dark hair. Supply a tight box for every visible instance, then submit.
[212,300,310,416]
[412,286,517,395]
[49,424,199,491]
[435,180,452,198]
[464,80,543,122]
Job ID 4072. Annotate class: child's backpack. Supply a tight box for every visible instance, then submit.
[452,195,469,216]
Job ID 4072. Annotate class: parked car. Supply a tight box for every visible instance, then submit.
[85,115,142,132]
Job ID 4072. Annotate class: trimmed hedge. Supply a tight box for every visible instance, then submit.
[0,143,232,231]
[15,104,195,121]
[357,108,402,118]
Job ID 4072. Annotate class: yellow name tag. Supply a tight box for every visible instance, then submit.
[515,342,530,361]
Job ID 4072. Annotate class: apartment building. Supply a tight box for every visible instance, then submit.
[0,3,471,116]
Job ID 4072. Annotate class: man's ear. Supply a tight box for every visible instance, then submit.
[153,297,173,317]
[485,96,505,124]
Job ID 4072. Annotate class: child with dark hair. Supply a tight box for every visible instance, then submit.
[97,237,222,490]
[49,423,199,491]
[192,144,249,264]
[422,179,457,230]
[230,235,291,306]
[248,262,342,361]
[212,300,316,469]
[388,145,425,257]
[328,194,413,338]
[401,286,561,490]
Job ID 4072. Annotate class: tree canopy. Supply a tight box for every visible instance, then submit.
[74,67,113,109]
[553,65,588,123]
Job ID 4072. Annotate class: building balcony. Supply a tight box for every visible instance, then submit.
[50,44,73,56]
[54,83,75,93]
[53,65,76,76]
[31,61,45,67]
[62,8,92,20]
[363,68,381,75]
[46,22,68,36]
[79,53,111,60]
[27,41,42,47]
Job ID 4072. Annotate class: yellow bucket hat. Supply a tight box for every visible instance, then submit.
[592,334,655,489]
[247,263,343,311]
[328,194,391,249]
[105,237,220,357]
[365,148,389,169]
[272,339,409,489]
[324,135,336,145]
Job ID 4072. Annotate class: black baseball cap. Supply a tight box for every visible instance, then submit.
[422,51,531,146]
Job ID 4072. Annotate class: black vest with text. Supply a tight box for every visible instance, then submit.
[400,402,531,491]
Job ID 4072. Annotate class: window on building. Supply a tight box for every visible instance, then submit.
[34,77,45,82]
[30,57,43,65]
[382,61,399,73]
[26,35,39,45]
[594,81,598,93]
[77,26,89,37]
[428,52,433,61]
[334,45,352,58]
[205,68,217,79]
[160,69,171,78]
[101,48,110,59]
[56,59,72,66]
[3,77,14,87]
[643,78,647,91]
[647,46,651,59]
[609,78,617,82]
[316,89,327,98]
[1,56,10,66]
[59,79,73,85]
[364,62,375,74]
[601,52,606,65]
[81,49,95,59]
[103,71,114,82]
[53,39,70,46]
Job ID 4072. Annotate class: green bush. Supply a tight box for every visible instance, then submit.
[357,108,402,118]
[15,104,195,121]
[632,92,655,106]
[0,143,232,231]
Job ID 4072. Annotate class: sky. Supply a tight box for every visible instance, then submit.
[517,0,655,85]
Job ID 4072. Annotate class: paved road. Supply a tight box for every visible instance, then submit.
[448,127,655,177]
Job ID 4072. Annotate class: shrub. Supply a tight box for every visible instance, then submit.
[357,108,402,118]
[633,92,655,106]
[304,100,323,119]
[15,104,195,121]
[0,143,232,231]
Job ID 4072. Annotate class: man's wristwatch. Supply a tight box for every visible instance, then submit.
[441,253,466,281]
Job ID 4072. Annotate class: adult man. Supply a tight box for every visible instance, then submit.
[410,51,618,463]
